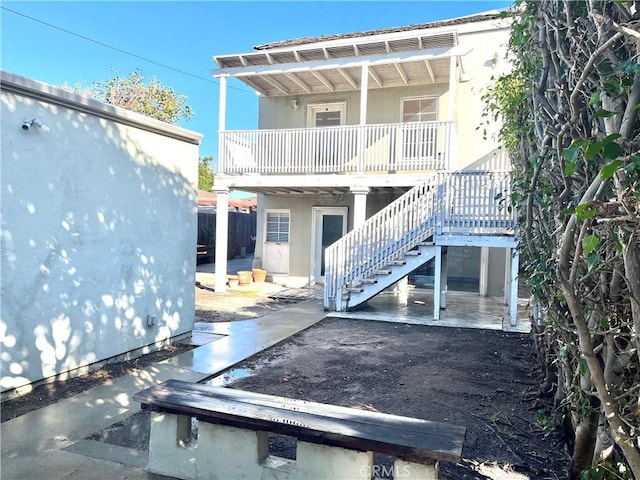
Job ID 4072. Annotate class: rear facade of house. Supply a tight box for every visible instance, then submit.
[210,10,520,324]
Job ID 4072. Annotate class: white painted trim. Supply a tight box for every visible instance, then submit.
[435,234,517,248]
[211,45,472,78]
[400,95,439,122]
[264,209,291,244]
[311,207,348,283]
[307,102,347,128]
[213,14,509,62]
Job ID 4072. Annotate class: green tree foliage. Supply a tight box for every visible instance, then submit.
[198,156,214,191]
[65,69,193,125]
[486,2,640,478]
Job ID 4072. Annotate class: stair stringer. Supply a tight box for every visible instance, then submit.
[345,244,439,311]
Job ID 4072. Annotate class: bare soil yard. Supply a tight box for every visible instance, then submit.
[1,284,569,480]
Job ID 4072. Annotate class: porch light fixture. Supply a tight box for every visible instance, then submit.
[291,99,300,111]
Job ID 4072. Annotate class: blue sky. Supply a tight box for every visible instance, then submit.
[2,1,512,195]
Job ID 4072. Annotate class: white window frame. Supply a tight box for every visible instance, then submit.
[399,95,439,123]
[264,209,290,244]
[307,102,347,128]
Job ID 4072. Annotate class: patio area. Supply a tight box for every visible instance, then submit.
[330,285,531,333]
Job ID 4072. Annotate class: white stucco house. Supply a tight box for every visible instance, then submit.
[0,71,202,394]
[210,11,519,323]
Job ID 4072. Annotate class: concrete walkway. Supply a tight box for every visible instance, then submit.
[1,288,325,480]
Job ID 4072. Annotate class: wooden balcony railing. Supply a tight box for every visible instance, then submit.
[218,121,455,175]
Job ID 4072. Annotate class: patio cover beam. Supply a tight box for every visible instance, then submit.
[211,45,471,78]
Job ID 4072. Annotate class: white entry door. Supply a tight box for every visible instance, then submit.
[311,207,348,283]
[308,103,345,171]
[263,210,290,275]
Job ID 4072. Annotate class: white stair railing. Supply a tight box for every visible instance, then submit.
[323,171,516,311]
[324,175,440,310]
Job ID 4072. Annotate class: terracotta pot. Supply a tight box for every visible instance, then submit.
[237,271,253,286]
[252,268,267,283]
[227,275,239,288]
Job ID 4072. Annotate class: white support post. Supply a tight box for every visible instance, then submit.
[440,247,448,309]
[358,63,369,173]
[359,63,369,125]
[503,248,511,306]
[351,186,369,228]
[433,246,442,320]
[217,74,227,175]
[214,186,229,292]
[509,248,519,326]
[479,247,489,297]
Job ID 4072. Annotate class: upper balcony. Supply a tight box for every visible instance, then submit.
[219,120,455,176]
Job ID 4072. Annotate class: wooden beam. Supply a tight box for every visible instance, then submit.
[285,73,312,93]
[265,53,275,65]
[239,55,248,66]
[368,68,383,88]
[337,68,358,89]
[322,47,330,59]
[240,77,270,96]
[261,75,290,95]
[394,63,409,85]
[424,59,435,83]
[210,45,472,77]
[311,71,335,91]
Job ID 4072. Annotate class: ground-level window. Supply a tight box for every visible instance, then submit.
[266,210,290,243]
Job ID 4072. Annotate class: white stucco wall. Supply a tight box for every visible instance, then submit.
[0,71,202,393]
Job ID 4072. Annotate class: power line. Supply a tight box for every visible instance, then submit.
[1,6,255,95]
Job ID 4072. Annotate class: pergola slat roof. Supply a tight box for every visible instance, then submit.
[211,11,507,97]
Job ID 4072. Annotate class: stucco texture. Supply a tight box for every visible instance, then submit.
[1,73,201,392]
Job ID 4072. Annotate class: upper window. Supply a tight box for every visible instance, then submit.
[402,97,438,123]
[266,211,290,243]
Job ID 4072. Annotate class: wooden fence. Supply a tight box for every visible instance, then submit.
[197,211,256,263]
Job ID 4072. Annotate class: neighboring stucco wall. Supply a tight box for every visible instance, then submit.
[0,72,202,393]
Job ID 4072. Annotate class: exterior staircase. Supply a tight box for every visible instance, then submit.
[323,171,515,312]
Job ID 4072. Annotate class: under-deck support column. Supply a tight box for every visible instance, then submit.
[479,247,489,297]
[214,186,229,292]
[440,247,448,309]
[351,186,369,228]
[508,248,519,326]
[433,246,442,320]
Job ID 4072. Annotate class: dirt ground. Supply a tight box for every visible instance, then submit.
[227,318,568,480]
[1,284,569,479]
